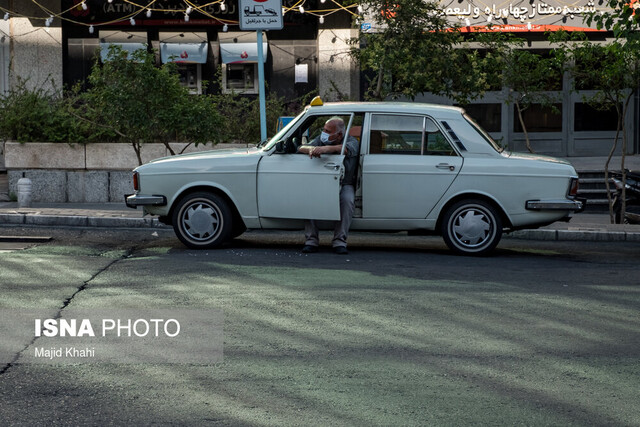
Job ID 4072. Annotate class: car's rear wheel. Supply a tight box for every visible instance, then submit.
[172,192,232,249]
[441,199,502,256]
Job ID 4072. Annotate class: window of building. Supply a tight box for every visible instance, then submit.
[176,64,202,95]
[219,32,267,95]
[222,63,257,94]
[574,103,619,131]
[513,104,563,133]
[159,32,208,95]
[461,103,502,133]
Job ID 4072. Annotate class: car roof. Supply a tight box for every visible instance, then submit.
[308,101,466,120]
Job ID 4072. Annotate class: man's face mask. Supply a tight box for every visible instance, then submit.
[320,131,331,143]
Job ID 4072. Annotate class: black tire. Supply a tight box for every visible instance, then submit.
[441,199,503,256]
[172,192,233,249]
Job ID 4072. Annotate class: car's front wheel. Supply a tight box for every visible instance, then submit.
[172,192,232,249]
[441,199,502,256]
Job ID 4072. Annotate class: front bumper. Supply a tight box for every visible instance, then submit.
[526,198,585,212]
[125,194,167,209]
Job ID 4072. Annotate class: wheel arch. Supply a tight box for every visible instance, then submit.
[435,192,512,233]
[167,185,245,231]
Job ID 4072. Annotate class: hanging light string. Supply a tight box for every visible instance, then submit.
[26,0,151,30]
[20,0,609,33]
[1,0,366,31]
[183,0,234,26]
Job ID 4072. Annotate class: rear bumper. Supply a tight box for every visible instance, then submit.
[526,198,585,212]
[125,194,167,209]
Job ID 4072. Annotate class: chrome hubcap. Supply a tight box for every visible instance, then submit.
[181,202,221,242]
[451,208,492,247]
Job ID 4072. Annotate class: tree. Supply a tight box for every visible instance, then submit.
[352,0,492,103]
[81,46,223,165]
[550,30,640,222]
[581,2,640,223]
[478,33,563,153]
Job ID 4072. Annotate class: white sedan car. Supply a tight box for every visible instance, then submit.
[126,98,583,255]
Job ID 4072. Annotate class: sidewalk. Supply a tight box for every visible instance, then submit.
[0,202,639,242]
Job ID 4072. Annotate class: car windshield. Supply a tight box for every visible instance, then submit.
[260,111,306,151]
[463,113,504,153]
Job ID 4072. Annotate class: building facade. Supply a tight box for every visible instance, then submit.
[0,0,637,157]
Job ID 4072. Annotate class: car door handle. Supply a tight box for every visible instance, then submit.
[324,163,340,170]
[436,163,456,171]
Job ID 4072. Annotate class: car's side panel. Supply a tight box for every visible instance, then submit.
[361,154,462,218]
[135,151,262,227]
[427,156,578,227]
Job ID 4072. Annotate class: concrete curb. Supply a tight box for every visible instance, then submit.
[0,213,170,229]
[508,229,640,242]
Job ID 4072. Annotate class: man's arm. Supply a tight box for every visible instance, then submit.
[298,143,342,158]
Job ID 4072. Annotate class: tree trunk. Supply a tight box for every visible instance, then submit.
[620,94,633,222]
[132,141,143,166]
[605,101,623,224]
[373,64,384,101]
[604,116,620,224]
[162,141,176,156]
[515,101,534,153]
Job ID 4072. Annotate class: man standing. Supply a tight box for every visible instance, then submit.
[297,117,359,255]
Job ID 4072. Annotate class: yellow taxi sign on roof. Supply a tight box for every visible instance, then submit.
[309,96,323,107]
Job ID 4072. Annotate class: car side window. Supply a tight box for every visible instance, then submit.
[424,117,457,156]
[297,115,353,144]
[369,114,423,155]
[369,115,457,156]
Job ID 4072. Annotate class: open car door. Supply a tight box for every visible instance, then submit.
[257,114,353,220]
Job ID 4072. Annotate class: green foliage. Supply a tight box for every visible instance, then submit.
[0,80,65,143]
[212,89,288,144]
[80,46,224,163]
[475,33,563,152]
[0,47,315,160]
[584,0,640,37]
[550,31,640,106]
[353,0,492,102]
[0,79,113,143]
[0,57,305,156]
[549,29,640,221]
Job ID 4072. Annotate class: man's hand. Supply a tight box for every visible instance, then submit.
[301,144,342,158]
[309,145,326,158]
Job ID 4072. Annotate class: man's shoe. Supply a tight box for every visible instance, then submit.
[333,246,349,255]
[302,245,318,253]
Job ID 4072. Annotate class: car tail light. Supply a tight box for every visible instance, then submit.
[132,172,139,191]
[568,177,579,197]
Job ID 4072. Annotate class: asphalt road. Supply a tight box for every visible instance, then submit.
[0,227,639,426]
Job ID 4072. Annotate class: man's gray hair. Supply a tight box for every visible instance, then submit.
[328,116,345,135]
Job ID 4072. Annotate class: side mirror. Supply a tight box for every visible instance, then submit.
[275,141,285,153]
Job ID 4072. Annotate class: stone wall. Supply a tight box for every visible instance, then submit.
[3,142,235,203]
[7,170,132,203]
[1,0,63,94]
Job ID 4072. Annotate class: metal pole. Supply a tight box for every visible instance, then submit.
[257,30,267,142]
